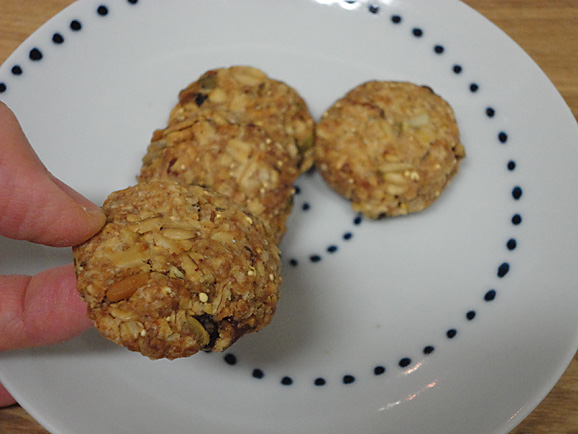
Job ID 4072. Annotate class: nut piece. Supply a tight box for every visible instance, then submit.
[106,272,150,302]
[185,316,210,348]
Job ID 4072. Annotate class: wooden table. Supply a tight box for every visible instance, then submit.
[0,0,576,432]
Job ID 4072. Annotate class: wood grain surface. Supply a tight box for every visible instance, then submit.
[0,1,576,433]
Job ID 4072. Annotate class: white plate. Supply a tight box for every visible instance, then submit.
[1,0,577,433]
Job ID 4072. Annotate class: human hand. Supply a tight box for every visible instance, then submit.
[0,102,106,407]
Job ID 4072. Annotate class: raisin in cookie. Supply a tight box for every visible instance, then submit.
[73,180,281,360]
[315,81,465,218]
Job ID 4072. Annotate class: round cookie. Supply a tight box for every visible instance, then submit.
[169,65,315,172]
[315,81,465,218]
[139,116,299,244]
[73,180,282,360]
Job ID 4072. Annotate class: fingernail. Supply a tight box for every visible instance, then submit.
[82,204,104,215]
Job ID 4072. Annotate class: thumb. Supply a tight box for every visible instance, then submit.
[0,102,105,247]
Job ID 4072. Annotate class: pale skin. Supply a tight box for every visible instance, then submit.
[0,102,106,407]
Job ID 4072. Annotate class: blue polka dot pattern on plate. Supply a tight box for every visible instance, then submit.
[220,3,524,388]
[52,33,65,44]
[214,5,523,387]
[29,48,43,61]
[70,20,82,31]
[0,1,524,391]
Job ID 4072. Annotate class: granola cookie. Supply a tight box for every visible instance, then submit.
[139,116,299,244]
[315,81,465,218]
[169,65,315,172]
[73,180,281,360]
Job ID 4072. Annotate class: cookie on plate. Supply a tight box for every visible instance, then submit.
[169,65,315,172]
[315,81,465,218]
[73,180,282,360]
[139,116,299,244]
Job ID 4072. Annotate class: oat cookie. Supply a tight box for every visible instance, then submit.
[139,116,299,244]
[73,180,282,360]
[169,66,315,172]
[315,81,465,218]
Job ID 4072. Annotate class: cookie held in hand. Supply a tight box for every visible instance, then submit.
[73,180,281,360]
